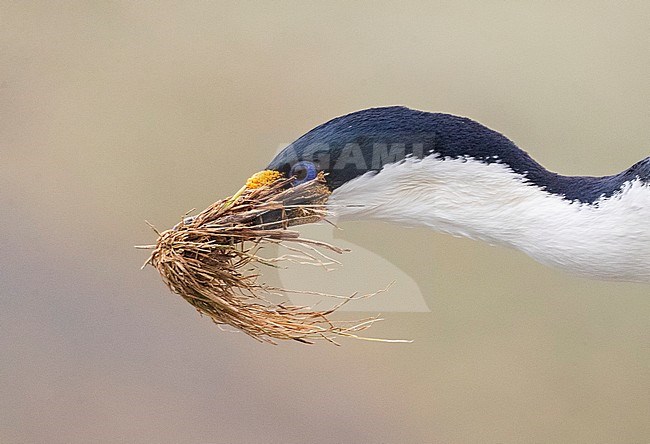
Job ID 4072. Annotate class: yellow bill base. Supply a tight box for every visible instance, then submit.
[245,170,284,189]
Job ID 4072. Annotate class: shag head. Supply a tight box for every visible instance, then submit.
[252,106,650,282]
[266,106,650,202]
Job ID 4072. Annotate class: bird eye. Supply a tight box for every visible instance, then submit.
[290,161,318,185]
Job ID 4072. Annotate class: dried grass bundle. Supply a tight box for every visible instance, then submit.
[140,172,388,344]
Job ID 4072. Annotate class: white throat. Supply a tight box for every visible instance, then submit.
[327,156,650,282]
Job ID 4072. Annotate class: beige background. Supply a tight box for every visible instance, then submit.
[2,2,650,443]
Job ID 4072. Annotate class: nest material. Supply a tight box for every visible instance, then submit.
[142,173,384,344]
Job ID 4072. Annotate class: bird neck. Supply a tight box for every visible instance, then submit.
[327,156,650,282]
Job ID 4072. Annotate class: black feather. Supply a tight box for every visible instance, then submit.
[268,106,649,204]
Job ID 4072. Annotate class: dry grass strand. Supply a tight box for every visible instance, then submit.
[141,173,401,344]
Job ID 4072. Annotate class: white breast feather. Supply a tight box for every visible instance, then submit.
[327,156,650,282]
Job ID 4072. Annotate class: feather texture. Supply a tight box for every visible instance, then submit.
[328,156,650,282]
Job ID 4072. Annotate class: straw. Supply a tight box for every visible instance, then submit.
[140,173,400,344]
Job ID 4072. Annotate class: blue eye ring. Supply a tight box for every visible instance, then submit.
[290,161,318,185]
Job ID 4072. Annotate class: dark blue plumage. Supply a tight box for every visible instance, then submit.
[268,106,650,204]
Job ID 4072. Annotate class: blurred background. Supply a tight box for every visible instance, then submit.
[2,2,650,443]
